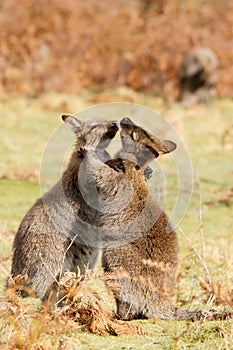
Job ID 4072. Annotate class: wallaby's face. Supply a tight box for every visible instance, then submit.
[62,114,118,150]
[119,117,176,167]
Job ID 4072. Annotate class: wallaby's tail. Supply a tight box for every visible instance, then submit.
[161,308,233,321]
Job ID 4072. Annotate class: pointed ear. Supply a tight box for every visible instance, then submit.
[145,132,177,156]
[162,140,177,154]
[120,117,136,126]
[62,114,83,134]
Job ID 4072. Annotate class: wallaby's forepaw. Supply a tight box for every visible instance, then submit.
[106,158,126,173]
[77,147,87,158]
[144,166,153,179]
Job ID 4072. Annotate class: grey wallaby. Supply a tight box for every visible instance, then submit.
[83,117,233,321]
[10,115,118,301]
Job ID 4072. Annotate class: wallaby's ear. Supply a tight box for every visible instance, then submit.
[120,117,136,126]
[62,114,83,134]
[144,132,177,156]
[161,140,177,154]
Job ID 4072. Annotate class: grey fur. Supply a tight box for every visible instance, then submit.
[10,115,118,300]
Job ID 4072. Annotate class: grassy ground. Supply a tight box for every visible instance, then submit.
[0,89,233,349]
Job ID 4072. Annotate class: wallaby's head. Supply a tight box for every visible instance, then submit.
[119,117,176,167]
[62,114,118,150]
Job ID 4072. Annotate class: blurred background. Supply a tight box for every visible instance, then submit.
[0,0,233,100]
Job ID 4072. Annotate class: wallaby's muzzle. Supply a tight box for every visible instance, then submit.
[106,121,118,139]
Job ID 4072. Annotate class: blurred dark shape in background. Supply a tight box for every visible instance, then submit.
[0,0,232,100]
[178,48,219,106]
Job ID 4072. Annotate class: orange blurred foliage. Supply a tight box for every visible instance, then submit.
[0,0,232,99]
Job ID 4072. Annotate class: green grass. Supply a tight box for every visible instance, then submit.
[0,90,233,349]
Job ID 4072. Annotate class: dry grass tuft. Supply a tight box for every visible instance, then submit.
[200,277,233,308]
[0,171,39,181]
[205,188,233,206]
[0,269,151,349]
[57,270,152,336]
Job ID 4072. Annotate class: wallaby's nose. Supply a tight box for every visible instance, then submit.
[120,117,135,126]
[110,121,118,130]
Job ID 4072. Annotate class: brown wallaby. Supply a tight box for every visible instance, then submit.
[10,115,118,301]
[83,117,233,321]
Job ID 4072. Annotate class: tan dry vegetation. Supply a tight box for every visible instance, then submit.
[0,0,233,99]
[0,268,151,349]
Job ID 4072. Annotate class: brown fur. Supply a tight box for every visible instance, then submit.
[102,118,177,320]
[101,161,178,320]
[10,115,118,300]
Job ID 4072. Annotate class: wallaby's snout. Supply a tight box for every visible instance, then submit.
[111,121,118,127]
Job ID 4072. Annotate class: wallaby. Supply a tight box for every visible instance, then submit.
[10,115,118,301]
[81,117,177,319]
[83,117,233,321]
